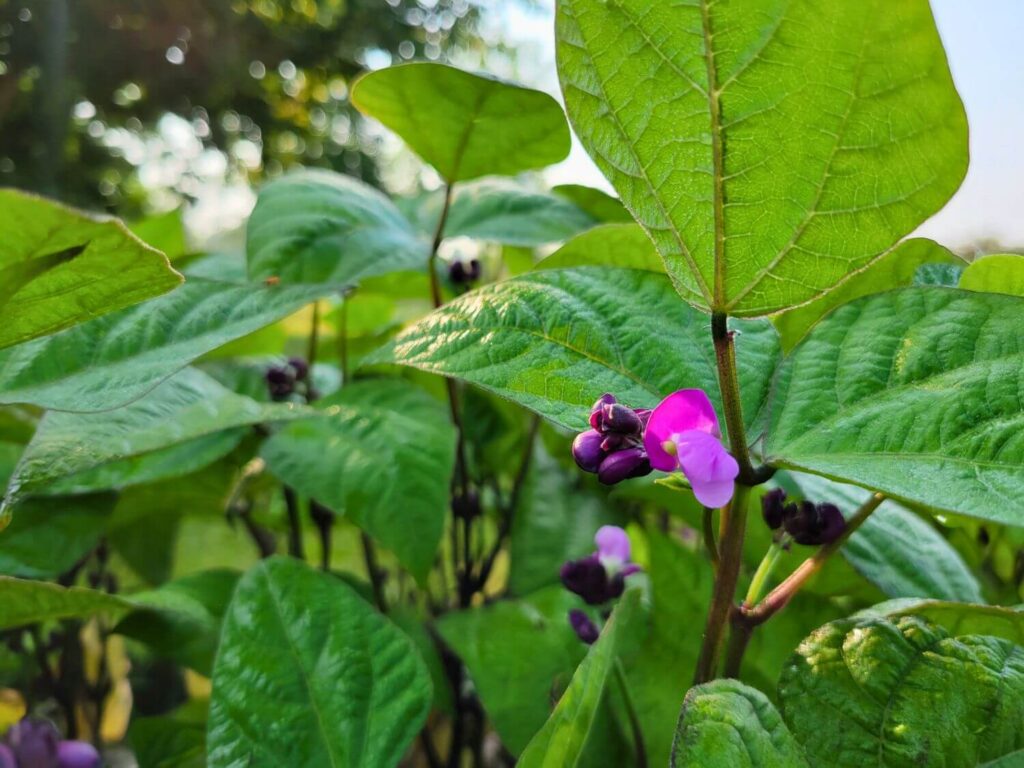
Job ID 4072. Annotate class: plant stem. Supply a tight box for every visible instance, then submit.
[615,660,648,768]
[742,493,885,626]
[428,184,454,309]
[693,483,751,683]
[337,298,349,383]
[702,506,719,572]
[361,532,388,613]
[743,542,784,607]
[306,301,321,369]
[309,500,334,571]
[282,486,305,560]
[711,313,755,479]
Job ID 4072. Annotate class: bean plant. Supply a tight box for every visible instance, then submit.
[1,1,1023,767]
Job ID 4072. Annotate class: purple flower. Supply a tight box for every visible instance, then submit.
[573,394,652,485]
[5,718,59,768]
[0,744,15,768]
[572,430,606,473]
[560,526,640,605]
[596,446,650,485]
[643,389,739,508]
[56,741,100,768]
[568,610,600,644]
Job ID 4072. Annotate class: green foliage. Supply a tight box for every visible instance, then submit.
[671,679,808,768]
[766,288,1024,523]
[534,224,663,273]
[374,267,780,435]
[856,599,1024,646]
[0,576,131,628]
[959,253,1024,297]
[351,62,570,182]
[260,378,455,580]
[207,557,431,768]
[556,0,967,315]
[0,277,329,412]
[779,615,1024,767]
[0,190,181,349]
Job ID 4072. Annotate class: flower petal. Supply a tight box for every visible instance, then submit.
[595,525,631,563]
[674,429,739,508]
[643,389,721,470]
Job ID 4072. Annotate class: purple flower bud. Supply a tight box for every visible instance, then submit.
[572,430,606,473]
[598,403,643,436]
[597,447,651,485]
[57,741,101,768]
[568,610,600,644]
[761,488,787,530]
[448,258,482,285]
[287,357,309,381]
[6,718,59,768]
[451,490,481,520]
[560,555,611,605]
[816,503,846,545]
[588,394,616,430]
[0,745,15,768]
[784,500,846,546]
[599,433,627,452]
[265,366,295,401]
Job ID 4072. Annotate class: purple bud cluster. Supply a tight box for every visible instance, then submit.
[560,526,641,645]
[265,357,311,401]
[448,257,482,285]
[761,488,846,546]
[572,395,653,485]
[0,719,100,768]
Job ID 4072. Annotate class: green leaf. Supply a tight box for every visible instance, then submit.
[0,189,182,349]
[437,587,587,755]
[779,615,1024,767]
[129,716,206,768]
[373,267,780,435]
[0,277,328,412]
[915,261,964,287]
[855,599,1024,647]
[0,494,115,579]
[552,185,631,223]
[116,569,241,676]
[534,224,663,273]
[671,679,809,768]
[981,749,1024,768]
[260,378,455,581]
[771,239,961,352]
[351,62,570,182]
[518,588,640,767]
[246,169,428,286]
[0,577,131,628]
[790,474,982,602]
[960,253,1024,297]
[129,208,189,261]
[442,179,596,246]
[765,287,1024,524]
[207,557,431,768]
[2,368,305,518]
[556,0,967,316]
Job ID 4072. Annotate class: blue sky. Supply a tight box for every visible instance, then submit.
[497,0,1024,250]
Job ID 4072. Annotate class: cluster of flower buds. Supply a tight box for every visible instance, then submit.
[561,526,640,644]
[448,257,482,286]
[761,488,846,546]
[572,395,653,485]
[265,357,311,401]
[0,719,100,768]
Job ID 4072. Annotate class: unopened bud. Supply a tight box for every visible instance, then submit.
[597,447,651,485]
[761,488,787,530]
[57,741,101,768]
[572,430,606,473]
[560,555,611,605]
[568,610,599,645]
[598,403,643,435]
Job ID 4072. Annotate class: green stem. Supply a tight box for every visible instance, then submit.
[702,506,719,571]
[743,542,784,607]
[614,660,647,768]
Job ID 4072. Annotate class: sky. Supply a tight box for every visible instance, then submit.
[496,0,1024,251]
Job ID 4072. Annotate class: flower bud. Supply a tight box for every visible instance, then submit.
[597,403,643,436]
[597,447,651,485]
[265,366,295,401]
[568,610,599,645]
[560,555,611,605]
[287,357,309,381]
[588,394,616,430]
[572,430,606,473]
[448,258,482,285]
[451,490,481,520]
[6,718,59,768]
[784,500,846,546]
[0,745,15,768]
[761,488,787,530]
[816,503,846,545]
[57,741,101,768]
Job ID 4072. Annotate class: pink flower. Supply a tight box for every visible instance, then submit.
[643,389,739,508]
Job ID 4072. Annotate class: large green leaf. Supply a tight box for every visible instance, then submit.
[129,716,206,768]
[552,185,631,223]
[351,62,570,182]
[437,587,587,756]
[556,0,967,316]
[771,239,961,352]
[0,189,181,349]
[671,679,808,768]
[779,615,1024,767]
[790,474,981,602]
[373,267,780,436]
[260,378,455,581]
[0,277,328,411]
[207,557,431,768]
[246,169,428,285]
[518,589,640,767]
[765,288,1024,524]
[534,224,663,273]
[1,368,304,520]
[856,599,1024,647]
[0,494,115,578]
[0,577,131,628]
[959,253,1024,297]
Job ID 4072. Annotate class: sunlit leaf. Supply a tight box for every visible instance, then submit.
[959,253,1024,297]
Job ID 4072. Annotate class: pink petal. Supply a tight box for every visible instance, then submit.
[674,429,739,508]
[643,389,721,470]
[595,525,631,563]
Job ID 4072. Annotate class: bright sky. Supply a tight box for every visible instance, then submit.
[498,0,1024,251]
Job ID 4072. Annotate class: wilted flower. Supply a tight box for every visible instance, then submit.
[560,525,640,605]
[759,488,846,546]
[643,389,739,508]
[572,394,652,485]
[568,609,600,645]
